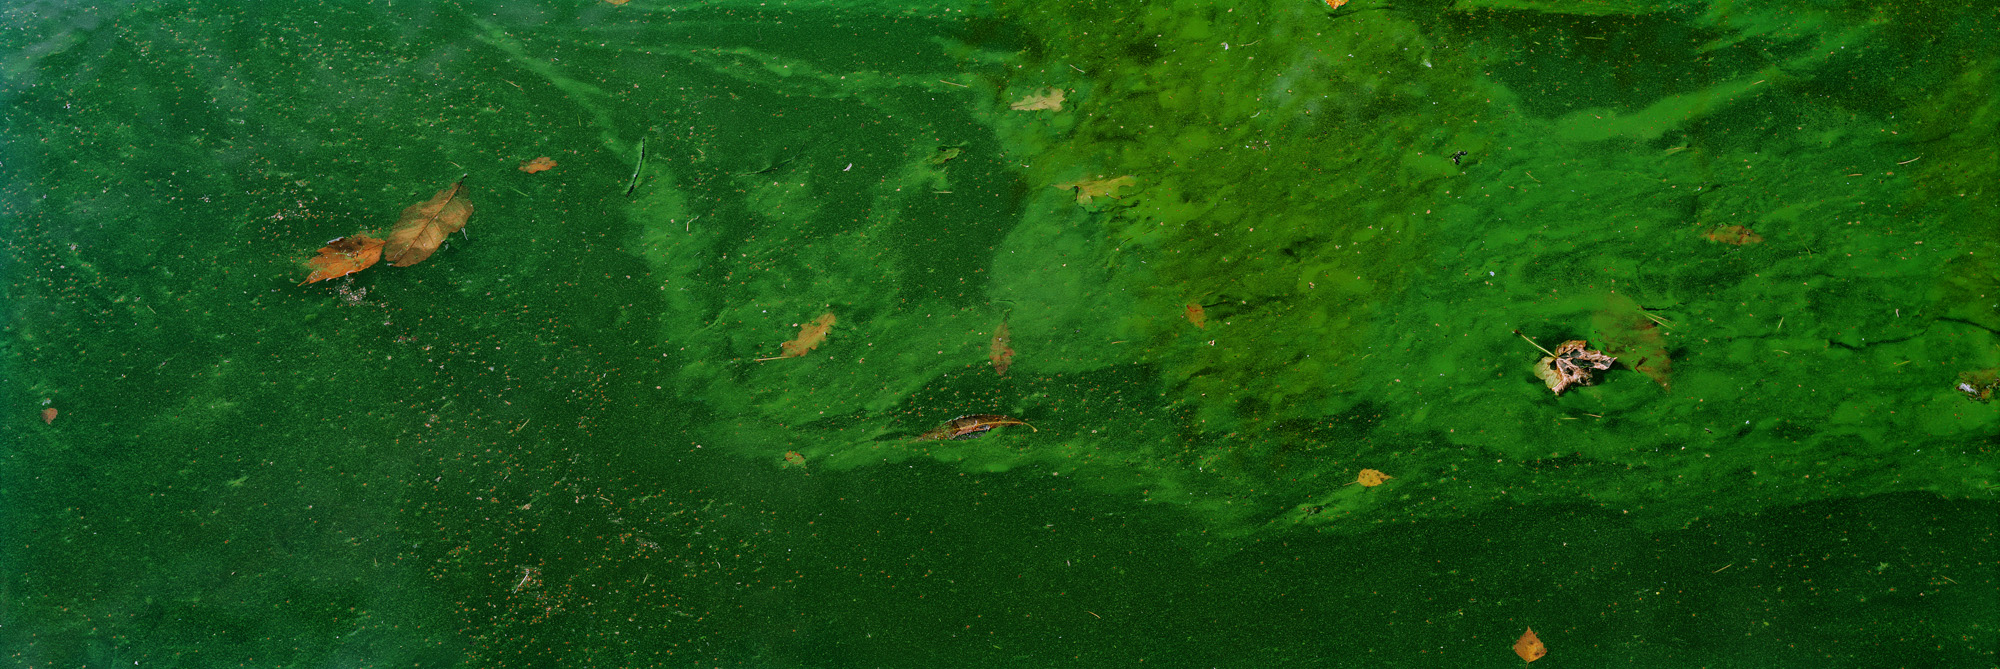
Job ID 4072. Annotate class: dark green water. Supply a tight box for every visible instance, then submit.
[1,0,1993,667]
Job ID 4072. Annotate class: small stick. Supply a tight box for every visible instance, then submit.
[1712,562,1733,573]
[626,137,647,196]
[1513,330,1556,357]
[684,214,700,232]
[939,79,969,88]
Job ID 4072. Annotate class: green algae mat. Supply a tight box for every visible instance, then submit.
[2,0,1993,666]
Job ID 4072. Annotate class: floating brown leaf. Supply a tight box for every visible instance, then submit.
[1957,368,1999,402]
[757,312,836,361]
[990,320,1015,376]
[299,235,386,285]
[1054,175,1136,204]
[384,179,474,267]
[1185,303,1207,329]
[1703,224,1763,245]
[1533,340,1615,395]
[1513,627,1547,662]
[1593,292,1672,390]
[1009,87,1066,111]
[783,450,809,474]
[518,156,557,173]
[912,414,1036,441]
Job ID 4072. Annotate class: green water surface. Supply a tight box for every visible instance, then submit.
[1,0,1993,666]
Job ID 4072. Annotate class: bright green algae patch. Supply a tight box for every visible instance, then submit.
[590,0,2000,545]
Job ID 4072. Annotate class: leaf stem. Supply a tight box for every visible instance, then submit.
[1514,330,1556,357]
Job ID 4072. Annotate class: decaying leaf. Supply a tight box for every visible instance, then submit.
[1185,303,1207,329]
[1009,87,1066,112]
[783,450,809,473]
[913,414,1036,441]
[1054,175,1136,204]
[1703,224,1763,245]
[758,312,836,361]
[927,146,964,166]
[299,235,386,285]
[1533,340,1615,395]
[1957,368,1999,402]
[1325,0,1349,8]
[990,320,1015,376]
[1513,627,1547,662]
[518,156,558,173]
[1345,469,1393,487]
[1593,292,1672,390]
[41,407,58,424]
[384,179,474,267]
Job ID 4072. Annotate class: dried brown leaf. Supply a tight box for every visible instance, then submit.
[1534,340,1615,395]
[384,179,473,267]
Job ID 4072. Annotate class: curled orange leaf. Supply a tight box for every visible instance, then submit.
[299,235,386,285]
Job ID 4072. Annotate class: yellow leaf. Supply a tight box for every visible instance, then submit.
[1009,87,1066,111]
[1053,175,1136,204]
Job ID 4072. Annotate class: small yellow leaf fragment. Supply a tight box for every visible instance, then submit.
[1346,468,1393,487]
[1009,87,1066,111]
[1053,175,1136,204]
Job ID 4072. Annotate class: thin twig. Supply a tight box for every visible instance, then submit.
[626,137,647,196]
